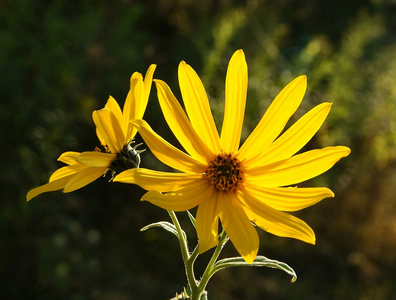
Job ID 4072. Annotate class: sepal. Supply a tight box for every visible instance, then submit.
[187,210,196,228]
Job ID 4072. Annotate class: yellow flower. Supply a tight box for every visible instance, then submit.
[26,64,156,201]
[114,50,350,263]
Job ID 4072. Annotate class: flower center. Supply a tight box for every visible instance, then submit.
[204,153,244,192]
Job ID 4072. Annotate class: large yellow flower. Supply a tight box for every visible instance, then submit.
[114,50,350,263]
[27,65,156,201]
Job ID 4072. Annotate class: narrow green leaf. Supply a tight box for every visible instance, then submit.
[210,255,297,282]
[187,210,196,228]
[141,221,187,240]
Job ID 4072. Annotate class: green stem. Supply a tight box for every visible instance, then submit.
[168,211,228,300]
[194,230,228,297]
[189,244,200,265]
[168,211,199,296]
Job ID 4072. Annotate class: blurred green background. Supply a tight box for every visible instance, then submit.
[2,0,396,299]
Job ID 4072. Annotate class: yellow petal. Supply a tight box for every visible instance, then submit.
[143,64,156,104]
[49,164,88,182]
[27,176,72,201]
[238,188,315,244]
[196,196,220,254]
[57,151,80,165]
[94,97,122,146]
[105,96,123,122]
[63,167,106,193]
[245,146,351,187]
[244,185,334,212]
[220,49,247,152]
[154,79,214,163]
[245,102,332,167]
[92,108,125,153]
[123,73,142,123]
[96,127,106,147]
[218,192,259,264]
[123,65,156,143]
[76,151,116,167]
[123,72,144,139]
[97,97,123,147]
[114,168,202,192]
[131,119,205,173]
[178,61,221,153]
[239,76,307,160]
[141,180,211,211]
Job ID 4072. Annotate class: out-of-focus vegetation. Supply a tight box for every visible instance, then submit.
[2,0,396,299]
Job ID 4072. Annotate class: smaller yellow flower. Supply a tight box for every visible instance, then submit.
[26,65,156,201]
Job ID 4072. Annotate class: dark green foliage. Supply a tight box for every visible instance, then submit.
[2,0,396,298]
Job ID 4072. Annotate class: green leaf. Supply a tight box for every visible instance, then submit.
[210,255,297,283]
[187,210,196,228]
[141,221,187,240]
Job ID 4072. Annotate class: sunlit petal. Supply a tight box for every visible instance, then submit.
[77,151,116,167]
[178,61,221,153]
[129,73,144,118]
[93,108,125,153]
[239,76,307,160]
[27,176,73,201]
[221,49,247,152]
[245,146,351,187]
[123,73,144,139]
[94,96,123,145]
[64,167,106,193]
[57,151,80,165]
[105,96,123,122]
[123,73,142,129]
[96,127,106,147]
[238,188,315,244]
[123,65,156,145]
[49,164,88,182]
[245,102,332,167]
[141,180,211,211]
[131,119,206,173]
[114,168,202,192]
[154,79,214,163]
[218,192,259,264]
[244,185,334,211]
[196,196,219,254]
[143,64,156,105]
